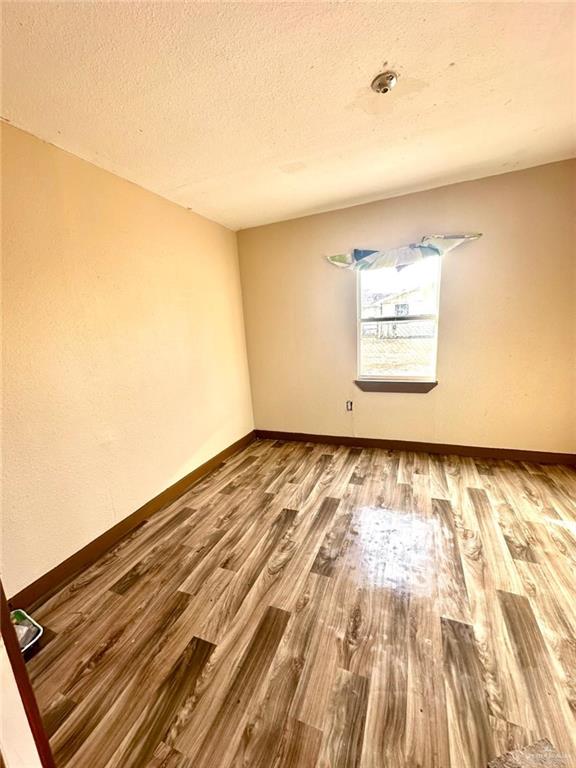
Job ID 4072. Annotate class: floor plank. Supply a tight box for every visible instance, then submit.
[441,617,496,768]
[497,589,576,759]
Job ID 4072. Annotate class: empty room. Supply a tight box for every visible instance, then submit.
[1,2,575,767]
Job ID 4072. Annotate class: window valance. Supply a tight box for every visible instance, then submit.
[326,233,482,271]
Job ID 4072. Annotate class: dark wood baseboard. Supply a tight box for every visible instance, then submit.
[254,429,576,465]
[9,431,256,610]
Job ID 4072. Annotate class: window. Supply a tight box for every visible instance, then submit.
[357,257,441,382]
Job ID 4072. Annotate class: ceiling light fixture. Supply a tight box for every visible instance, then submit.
[371,71,398,94]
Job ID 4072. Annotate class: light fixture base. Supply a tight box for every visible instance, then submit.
[371,71,398,94]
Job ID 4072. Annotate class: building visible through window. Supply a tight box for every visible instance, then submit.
[357,258,441,381]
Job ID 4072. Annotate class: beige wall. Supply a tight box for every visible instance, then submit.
[238,161,576,453]
[1,124,254,597]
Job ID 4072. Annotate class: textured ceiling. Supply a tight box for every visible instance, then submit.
[2,2,575,230]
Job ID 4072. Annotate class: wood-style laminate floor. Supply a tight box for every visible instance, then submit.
[27,439,576,768]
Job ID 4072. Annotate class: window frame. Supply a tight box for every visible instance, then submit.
[356,260,442,384]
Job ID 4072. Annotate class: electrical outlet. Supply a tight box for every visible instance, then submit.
[346,400,353,412]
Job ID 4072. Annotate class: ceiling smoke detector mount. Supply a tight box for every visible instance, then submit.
[371,71,398,94]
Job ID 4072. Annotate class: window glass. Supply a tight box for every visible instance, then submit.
[358,258,441,380]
